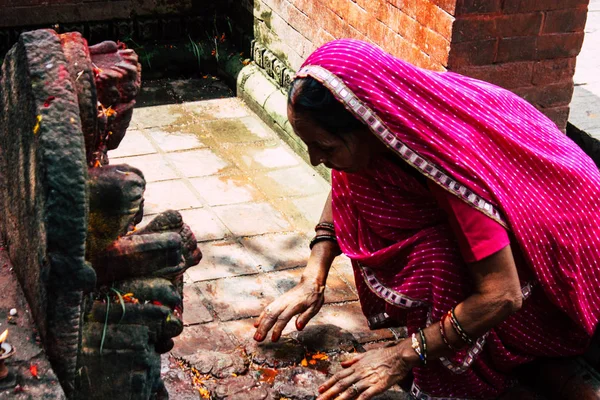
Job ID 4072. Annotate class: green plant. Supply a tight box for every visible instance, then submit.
[187,35,206,70]
[100,293,110,355]
[121,35,159,69]
[99,288,126,355]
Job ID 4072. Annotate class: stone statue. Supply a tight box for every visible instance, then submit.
[0,29,201,399]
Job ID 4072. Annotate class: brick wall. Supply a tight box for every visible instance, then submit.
[236,0,590,129]
[449,0,588,129]
[0,0,193,28]
[244,0,453,71]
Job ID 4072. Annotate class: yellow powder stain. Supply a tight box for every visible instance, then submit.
[33,115,42,135]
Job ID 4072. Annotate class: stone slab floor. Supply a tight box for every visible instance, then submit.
[110,80,401,399]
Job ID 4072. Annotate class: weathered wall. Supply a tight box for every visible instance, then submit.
[0,0,193,28]
[238,0,452,72]
[235,0,589,129]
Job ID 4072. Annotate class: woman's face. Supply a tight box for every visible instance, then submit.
[287,104,379,173]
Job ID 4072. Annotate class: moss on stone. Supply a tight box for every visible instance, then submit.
[260,10,273,30]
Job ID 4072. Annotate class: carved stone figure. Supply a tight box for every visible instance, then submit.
[0,29,202,399]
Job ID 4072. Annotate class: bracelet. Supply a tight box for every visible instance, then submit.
[439,312,458,352]
[449,308,474,345]
[411,333,426,365]
[309,234,338,250]
[418,328,428,365]
[315,222,335,233]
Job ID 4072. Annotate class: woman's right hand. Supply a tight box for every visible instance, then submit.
[253,278,326,342]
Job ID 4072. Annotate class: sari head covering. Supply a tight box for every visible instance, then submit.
[294,39,600,398]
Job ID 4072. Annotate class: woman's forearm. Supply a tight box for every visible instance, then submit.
[302,190,339,286]
[399,245,523,367]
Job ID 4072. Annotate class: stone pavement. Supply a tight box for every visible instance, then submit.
[109,81,400,399]
[570,0,600,138]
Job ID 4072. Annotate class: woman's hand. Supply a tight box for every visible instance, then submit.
[317,340,418,400]
[253,278,326,342]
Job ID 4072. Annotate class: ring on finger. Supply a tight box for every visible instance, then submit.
[351,383,359,394]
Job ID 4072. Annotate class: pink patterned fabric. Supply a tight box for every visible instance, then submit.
[296,39,600,398]
[428,182,510,264]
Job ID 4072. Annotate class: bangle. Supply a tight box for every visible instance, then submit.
[315,222,335,233]
[449,308,474,345]
[439,312,458,352]
[309,234,338,250]
[411,333,426,365]
[418,328,428,366]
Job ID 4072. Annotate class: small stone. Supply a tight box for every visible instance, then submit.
[245,337,305,368]
[9,309,17,316]
[227,385,271,400]
[273,367,327,400]
[185,350,247,378]
[214,375,257,399]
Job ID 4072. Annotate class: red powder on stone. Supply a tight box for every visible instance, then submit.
[44,96,55,107]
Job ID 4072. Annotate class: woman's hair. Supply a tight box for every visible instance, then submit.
[288,77,364,135]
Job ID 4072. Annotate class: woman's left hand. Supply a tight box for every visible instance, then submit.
[317,341,418,400]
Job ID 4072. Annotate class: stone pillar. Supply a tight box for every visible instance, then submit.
[447,0,588,130]
[370,0,589,130]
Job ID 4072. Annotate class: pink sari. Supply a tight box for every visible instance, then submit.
[296,39,600,399]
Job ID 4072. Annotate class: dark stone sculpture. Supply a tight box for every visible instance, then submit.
[0,29,201,399]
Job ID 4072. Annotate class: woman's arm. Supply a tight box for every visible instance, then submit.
[398,244,523,366]
[254,190,340,341]
[302,190,339,286]
[317,244,523,400]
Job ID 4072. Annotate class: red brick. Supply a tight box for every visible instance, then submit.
[327,0,350,19]
[511,81,574,107]
[447,39,497,66]
[384,28,412,59]
[399,0,454,40]
[452,61,534,88]
[287,4,316,41]
[347,24,368,41]
[496,36,537,62]
[394,9,421,41]
[532,57,577,85]
[539,105,570,131]
[496,12,544,37]
[384,28,434,69]
[366,19,386,45]
[430,0,457,15]
[315,28,336,47]
[361,0,387,21]
[293,0,315,15]
[386,8,449,64]
[428,4,455,40]
[456,0,502,15]
[542,8,588,33]
[452,16,496,42]
[423,27,451,64]
[453,12,543,42]
[378,3,395,27]
[346,1,370,34]
[317,3,352,39]
[536,32,585,59]
[503,0,589,13]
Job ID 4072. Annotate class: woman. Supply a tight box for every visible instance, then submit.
[253,39,600,399]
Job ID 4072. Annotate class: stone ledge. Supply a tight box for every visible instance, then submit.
[236,64,331,182]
